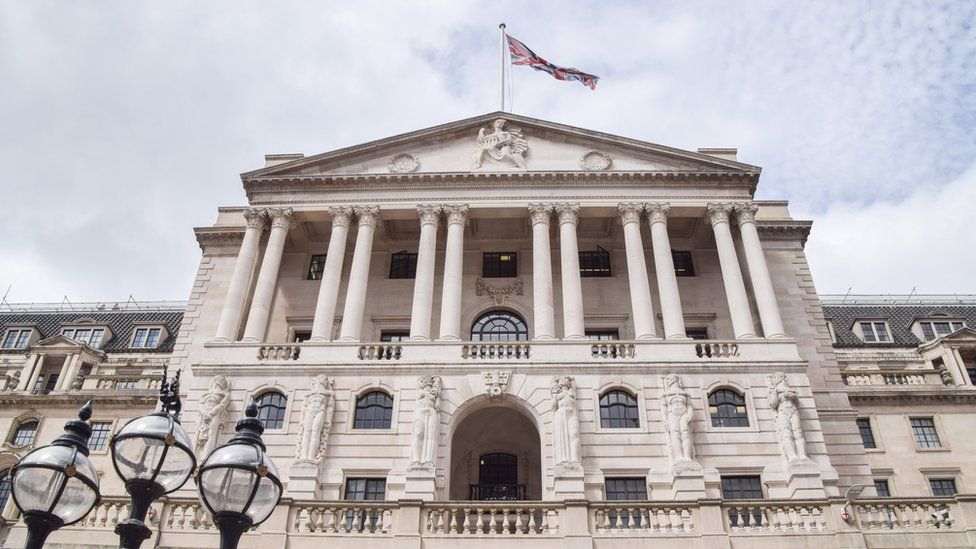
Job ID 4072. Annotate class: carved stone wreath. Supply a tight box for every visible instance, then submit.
[475,278,524,306]
[579,150,612,171]
[388,153,420,173]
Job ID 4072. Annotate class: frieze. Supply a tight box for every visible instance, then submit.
[475,278,524,306]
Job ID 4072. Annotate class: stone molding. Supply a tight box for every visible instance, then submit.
[193,227,246,251]
[705,202,736,225]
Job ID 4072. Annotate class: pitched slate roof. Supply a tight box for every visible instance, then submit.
[822,303,976,348]
[0,308,184,354]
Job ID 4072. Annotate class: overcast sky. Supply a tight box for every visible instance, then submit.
[1,0,974,303]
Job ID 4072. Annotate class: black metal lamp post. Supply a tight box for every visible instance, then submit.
[196,401,282,549]
[9,400,101,549]
[109,368,196,549]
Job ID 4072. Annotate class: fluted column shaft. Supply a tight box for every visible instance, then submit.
[735,204,786,338]
[707,203,757,339]
[647,203,688,339]
[214,208,267,341]
[556,203,585,340]
[438,204,469,340]
[529,204,556,340]
[242,208,294,342]
[338,206,380,342]
[409,205,441,341]
[618,203,657,339]
[310,208,354,341]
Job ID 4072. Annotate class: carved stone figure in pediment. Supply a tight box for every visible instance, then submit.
[195,375,231,459]
[661,374,700,473]
[767,372,809,463]
[551,376,582,469]
[409,375,442,469]
[296,374,336,463]
[472,119,528,169]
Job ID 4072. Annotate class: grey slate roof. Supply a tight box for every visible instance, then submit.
[822,304,976,348]
[0,309,183,354]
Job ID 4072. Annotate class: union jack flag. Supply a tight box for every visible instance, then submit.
[506,34,599,90]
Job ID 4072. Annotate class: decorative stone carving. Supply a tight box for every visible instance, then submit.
[554,203,581,225]
[579,150,612,171]
[705,203,735,226]
[388,153,420,173]
[551,376,582,469]
[194,375,231,459]
[527,203,553,225]
[442,204,470,225]
[70,371,85,391]
[267,207,295,231]
[645,202,671,225]
[733,202,759,224]
[3,370,20,392]
[243,208,268,230]
[936,362,954,385]
[472,119,528,169]
[354,205,381,228]
[483,370,511,398]
[767,373,810,463]
[409,375,442,469]
[295,374,336,463]
[617,202,643,225]
[417,204,442,226]
[328,206,354,229]
[661,374,701,473]
[475,278,524,306]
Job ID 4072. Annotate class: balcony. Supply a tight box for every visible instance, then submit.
[468,483,527,501]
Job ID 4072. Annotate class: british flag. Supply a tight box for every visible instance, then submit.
[506,34,599,90]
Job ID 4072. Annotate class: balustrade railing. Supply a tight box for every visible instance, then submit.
[257,344,301,361]
[591,503,695,535]
[854,499,956,530]
[423,502,560,535]
[358,344,401,360]
[461,343,531,360]
[722,501,827,533]
[695,341,739,359]
[292,502,395,534]
[91,375,161,391]
[591,342,636,359]
[842,371,935,386]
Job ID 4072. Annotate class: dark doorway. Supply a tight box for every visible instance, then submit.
[471,452,524,500]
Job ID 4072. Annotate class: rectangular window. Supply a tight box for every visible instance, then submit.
[910,417,942,448]
[721,475,764,500]
[292,331,312,343]
[89,422,113,451]
[2,329,31,349]
[380,331,410,343]
[116,379,138,390]
[389,251,418,279]
[856,418,877,449]
[132,328,162,349]
[579,246,611,277]
[585,330,619,341]
[344,478,387,501]
[920,320,965,340]
[64,328,105,347]
[43,374,59,394]
[930,478,957,497]
[967,367,976,385]
[686,327,709,340]
[307,254,327,280]
[874,479,891,497]
[482,252,517,278]
[604,477,647,500]
[672,251,695,277]
[860,322,889,343]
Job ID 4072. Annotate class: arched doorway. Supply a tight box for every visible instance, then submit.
[449,401,542,500]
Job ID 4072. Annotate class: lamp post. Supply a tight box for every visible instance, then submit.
[9,400,100,549]
[196,401,282,549]
[110,367,195,549]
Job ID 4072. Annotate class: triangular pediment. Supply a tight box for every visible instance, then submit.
[940,327,976,342]
[33,334,88,350]
[242,112,760,179]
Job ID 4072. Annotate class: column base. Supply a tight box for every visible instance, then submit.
[562,335,586,341]
[665,334,692,340]
[734,333,760,340]
[437,335,461,341]
[337,336,360,343]
[765,333,788,339]
[635,334,660,341]
[240,336,260,343]
[212,336,233,343]
[533,335,557,341]
[409,335,430,342]
[308,336,330,343]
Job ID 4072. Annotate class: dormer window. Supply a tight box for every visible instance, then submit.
[857,321,890,343]
[917,320,965,341]
[1,328,33,350]
[132,327,162,349]
[62,327,106,348]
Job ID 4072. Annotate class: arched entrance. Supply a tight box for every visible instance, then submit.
[449,400,542,500]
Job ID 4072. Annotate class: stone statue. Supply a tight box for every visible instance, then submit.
[69,371,85,391]
[767,372,809,463]
[296,375,336,463]
[472,119,528,169]
[551,376,582,469]
[661,374,700,472]
[4,369,20,392]
[194,375,231,459]
[409,375,442,469]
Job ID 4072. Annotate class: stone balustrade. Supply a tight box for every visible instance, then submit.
[591,502,695,535]
[461,343,532,360]
[853,498,956,530]
[842,370,941,386]
[424,503,560,535]
[88,374,162,392]
[292,501,395,534]
[257,344,301,360]
[722,500,827,533]
[694,341,739,359]
[591,342,636,359]
[358,344,402,360]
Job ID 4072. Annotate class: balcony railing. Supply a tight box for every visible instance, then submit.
[842,370,944,387]
[468,483,526,501]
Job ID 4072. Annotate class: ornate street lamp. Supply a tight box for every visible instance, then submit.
[9,400,100,549]
[196,401,282,549]
[110,368,195,549]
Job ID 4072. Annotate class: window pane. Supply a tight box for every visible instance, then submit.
[482,252,517,278]
[380,331,410,342]
[934,322,951,336]
[292,331,312,342]
[708,390,749,427]
[967,367,976,385]
[860,322,876,342]
[579,247,611,277]
[873,323,889,342]
[2,331,18,349]
[133,329,147,348]
[930,479,957,497]
[89,422,113,451]
[89,329,104,347]
[920,323,935,341]
[721,476,763,499]
[605,478,647,500]
[951,322,964,332]
[586,330,619,341]
[389,251,418,279]
[308,254,327,280]
[0,469,11,514]
[686,328,709,340]
[599,390,639,428]
[12,421,38,446]
[256,392,287,430]
[910,417,941,448]
[354,392,394,429]
[672,251,695,277]
[471,311,528,342]
[873,480,890,497]
[856,418,876,449]
[146,329,161,347]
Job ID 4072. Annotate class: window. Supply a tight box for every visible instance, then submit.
[307,254,327,280]
[919,320,965,341]
[389,251,418,279]
[354,391,394,429]
[967,367,976,385]
[11,420,39,446]
[599,390,640,428]
[708,389,749,427]
[874,479,891,497]
[32,374,59,395]
[856,418,877,449]
[605,477,647,500]
[255,392,287,430]
[721,475,763,500]
[929,478,957,497]
[859,321,889,343]
[910,417,941,448]
[686,328,709,340]
[2,329,32,349]
[345,478,386,501]
[132,328,162,349]
[115,379,138,390]
[471,311,528,342]
[62,327,105,347]
[672,251,695,277]
[0,469,10,515]
[586,330,619,341]
[293,331,312,342]
[579,247,611,277]
[380,331,410,343]
[89,421,113,451]
[482,252,517,278]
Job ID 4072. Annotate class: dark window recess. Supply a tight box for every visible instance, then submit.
[307,254,327,280]
[380,331,410,343]
[579,246,611,277]
[874,480,891,497]
[686,328,709,340]
[255,392,287,430]
[586,330,619,341]
[33,374,59,395]
[721,475,764,526]
[472,452,523,500]
[856,418,877,449]
[967,367,976,385]
[910,417,941,448]
[471,311,529,342]
[293,331,312,343]
[599,390,640,428]
[605,478,647,500]
[930,478,957,497]
[389,251,418,279]
[672,251,695,277]
[708,389,749,427]
[0,469,10,515]
[483,252,518,278]
[344,478,387,532]
[354,391,394,429]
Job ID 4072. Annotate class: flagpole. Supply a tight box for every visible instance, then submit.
[499,22,506,112]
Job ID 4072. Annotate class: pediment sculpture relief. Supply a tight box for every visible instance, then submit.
[472,118,528,170]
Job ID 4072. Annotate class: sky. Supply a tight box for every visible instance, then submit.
[0,0,974,303]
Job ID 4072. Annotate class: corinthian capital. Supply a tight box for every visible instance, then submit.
[417,204,442,227]
[243,208,267,230]
[328,207,354,229]
[442,204,470,226]
[354,205,381,228]
[554,203,581,225]
[527,203,553,225]
[267,207,295,231]
[733,202,759,225]
[617,203,643,226]
[705,203,735,226]
[645,202,671,225]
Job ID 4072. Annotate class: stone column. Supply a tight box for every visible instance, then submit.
[409,205,441,341]
[16,354,42,391]
[618,203,657,340]
[646,203,688,340]
[214,208,267,341]
[242,208,295,342]
[310,207,354,341]
[53,353,79,391]
[25,354,45,393]
[438,204,469,340]
[529,204,556,340]
[338,206,381,342]
[735,203,786,338]
[706,203,757,339]
[556,203,585,340]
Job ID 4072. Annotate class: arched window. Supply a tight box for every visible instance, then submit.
[599,390,640,428]
[471,310,528,342]
[255,392,287,430]
[11,420,39,446]
[0,469,11,513]
[708,389,749,427]
[354,391,394,429]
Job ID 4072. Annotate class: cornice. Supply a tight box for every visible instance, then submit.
[194,226,246,251]
[846,388,976,405]
[756,220,813,247]
[0,392,158,408]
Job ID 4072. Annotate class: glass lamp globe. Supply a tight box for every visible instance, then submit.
[110,412,195,495]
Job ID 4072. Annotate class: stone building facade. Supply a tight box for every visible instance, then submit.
[2,113,974,548]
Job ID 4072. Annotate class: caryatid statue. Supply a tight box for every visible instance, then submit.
[551,376,582,469]
[195,375,231,459]
[472,118,528,169]
[295,375,336,463]
[409,375,442,469]
[767,372,809,463]
[661,374,699,472]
